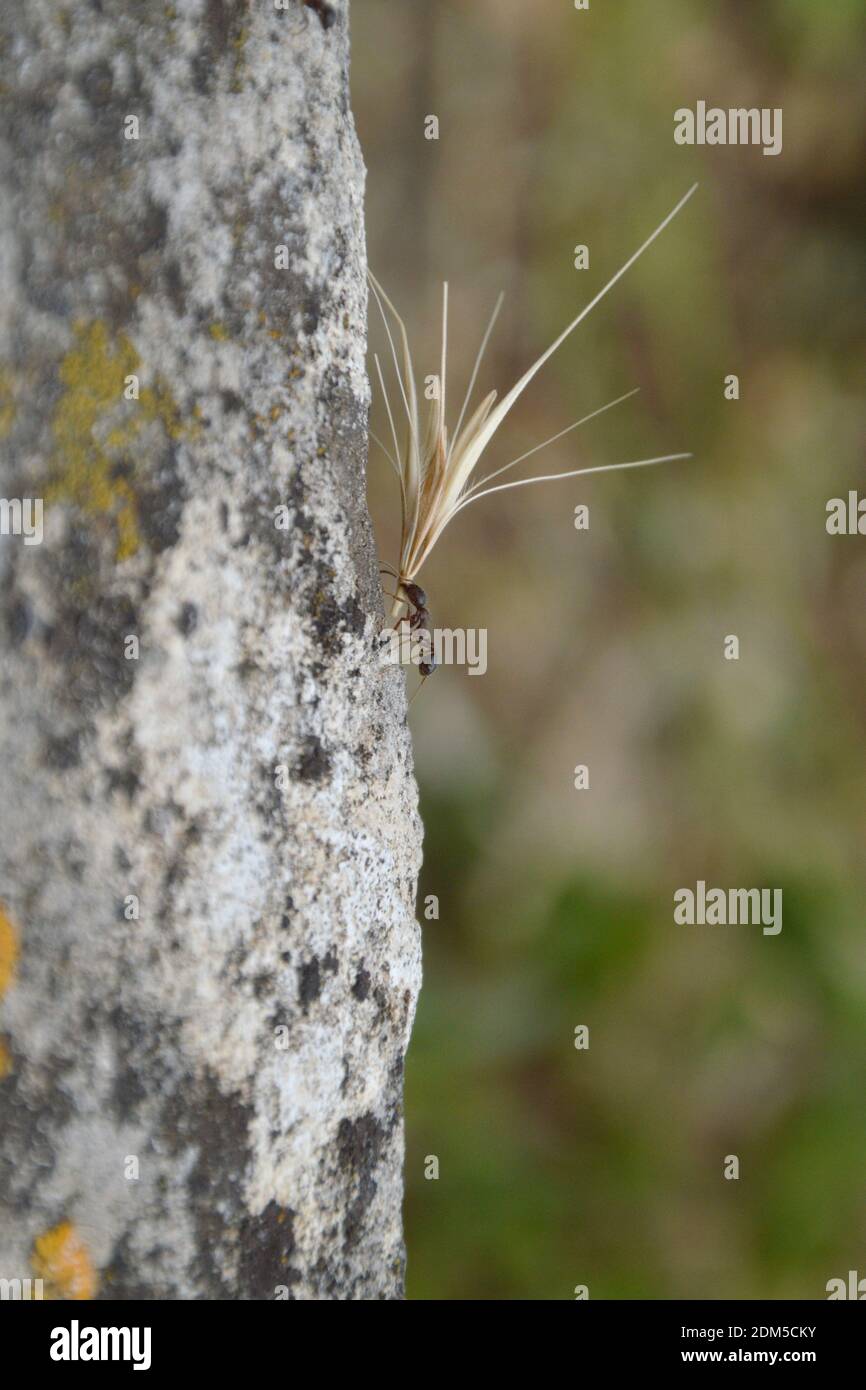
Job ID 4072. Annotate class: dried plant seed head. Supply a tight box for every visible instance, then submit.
[369,184,698,597]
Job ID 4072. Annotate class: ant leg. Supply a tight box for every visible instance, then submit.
[381,595,411,642]
[408,674,430,707]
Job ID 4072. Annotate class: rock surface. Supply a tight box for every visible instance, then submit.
[0,0,422,1300]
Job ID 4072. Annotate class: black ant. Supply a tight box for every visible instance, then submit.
[380,566,437,683]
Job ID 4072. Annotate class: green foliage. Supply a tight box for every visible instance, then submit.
[357,0,866,1301]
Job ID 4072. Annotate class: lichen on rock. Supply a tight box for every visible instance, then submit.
[0,0,421,1301]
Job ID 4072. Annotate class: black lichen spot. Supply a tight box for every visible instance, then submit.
[176,601,198,636]
[255,197,325,336]
[309,1252,345,1300]
[345,1179,376,1253]
[78,60,114,110]
[112,1066,147,1124]
[298,957,321,1011]
[336,1113,387,1252]
[0,1054,77,1209]
[44,729,82,770]
[163,259,186,316]
[351,968,371,1002]
[237,1200,302,1300]
[159,819,202,917]
[42,538,140,709]
[293,734,331,784]
[308,581,366,658]
[335,1112,386,1256]
[221,390,243,415]
[192,0,241,94]
[337,1113,386,1176]
[105,764,141,801]
[372,986,388,1023]
[205,0,233,52]
[100,1231,162,1302]
[5,596,32,645]
[253,971,275,1001]
[129,200,169,260]
[162,1071,255,1299]
[105,1005,179,1128]
[60,835,86,882]
[136,445,185,554]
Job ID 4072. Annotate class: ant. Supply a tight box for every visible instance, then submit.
[380,565,437,682]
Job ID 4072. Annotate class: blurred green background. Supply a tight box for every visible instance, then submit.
[352,0,866,1299]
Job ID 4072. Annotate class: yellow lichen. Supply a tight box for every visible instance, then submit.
[0,371,16,439]
[0,1039,12,1079]
[0,904,19,998]
[47,320,186,561]
[209,321,230,341]
[230,26,249,92]
[32,1222,97,1301]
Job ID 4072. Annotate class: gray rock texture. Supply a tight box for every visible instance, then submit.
[0,0,422,1300]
